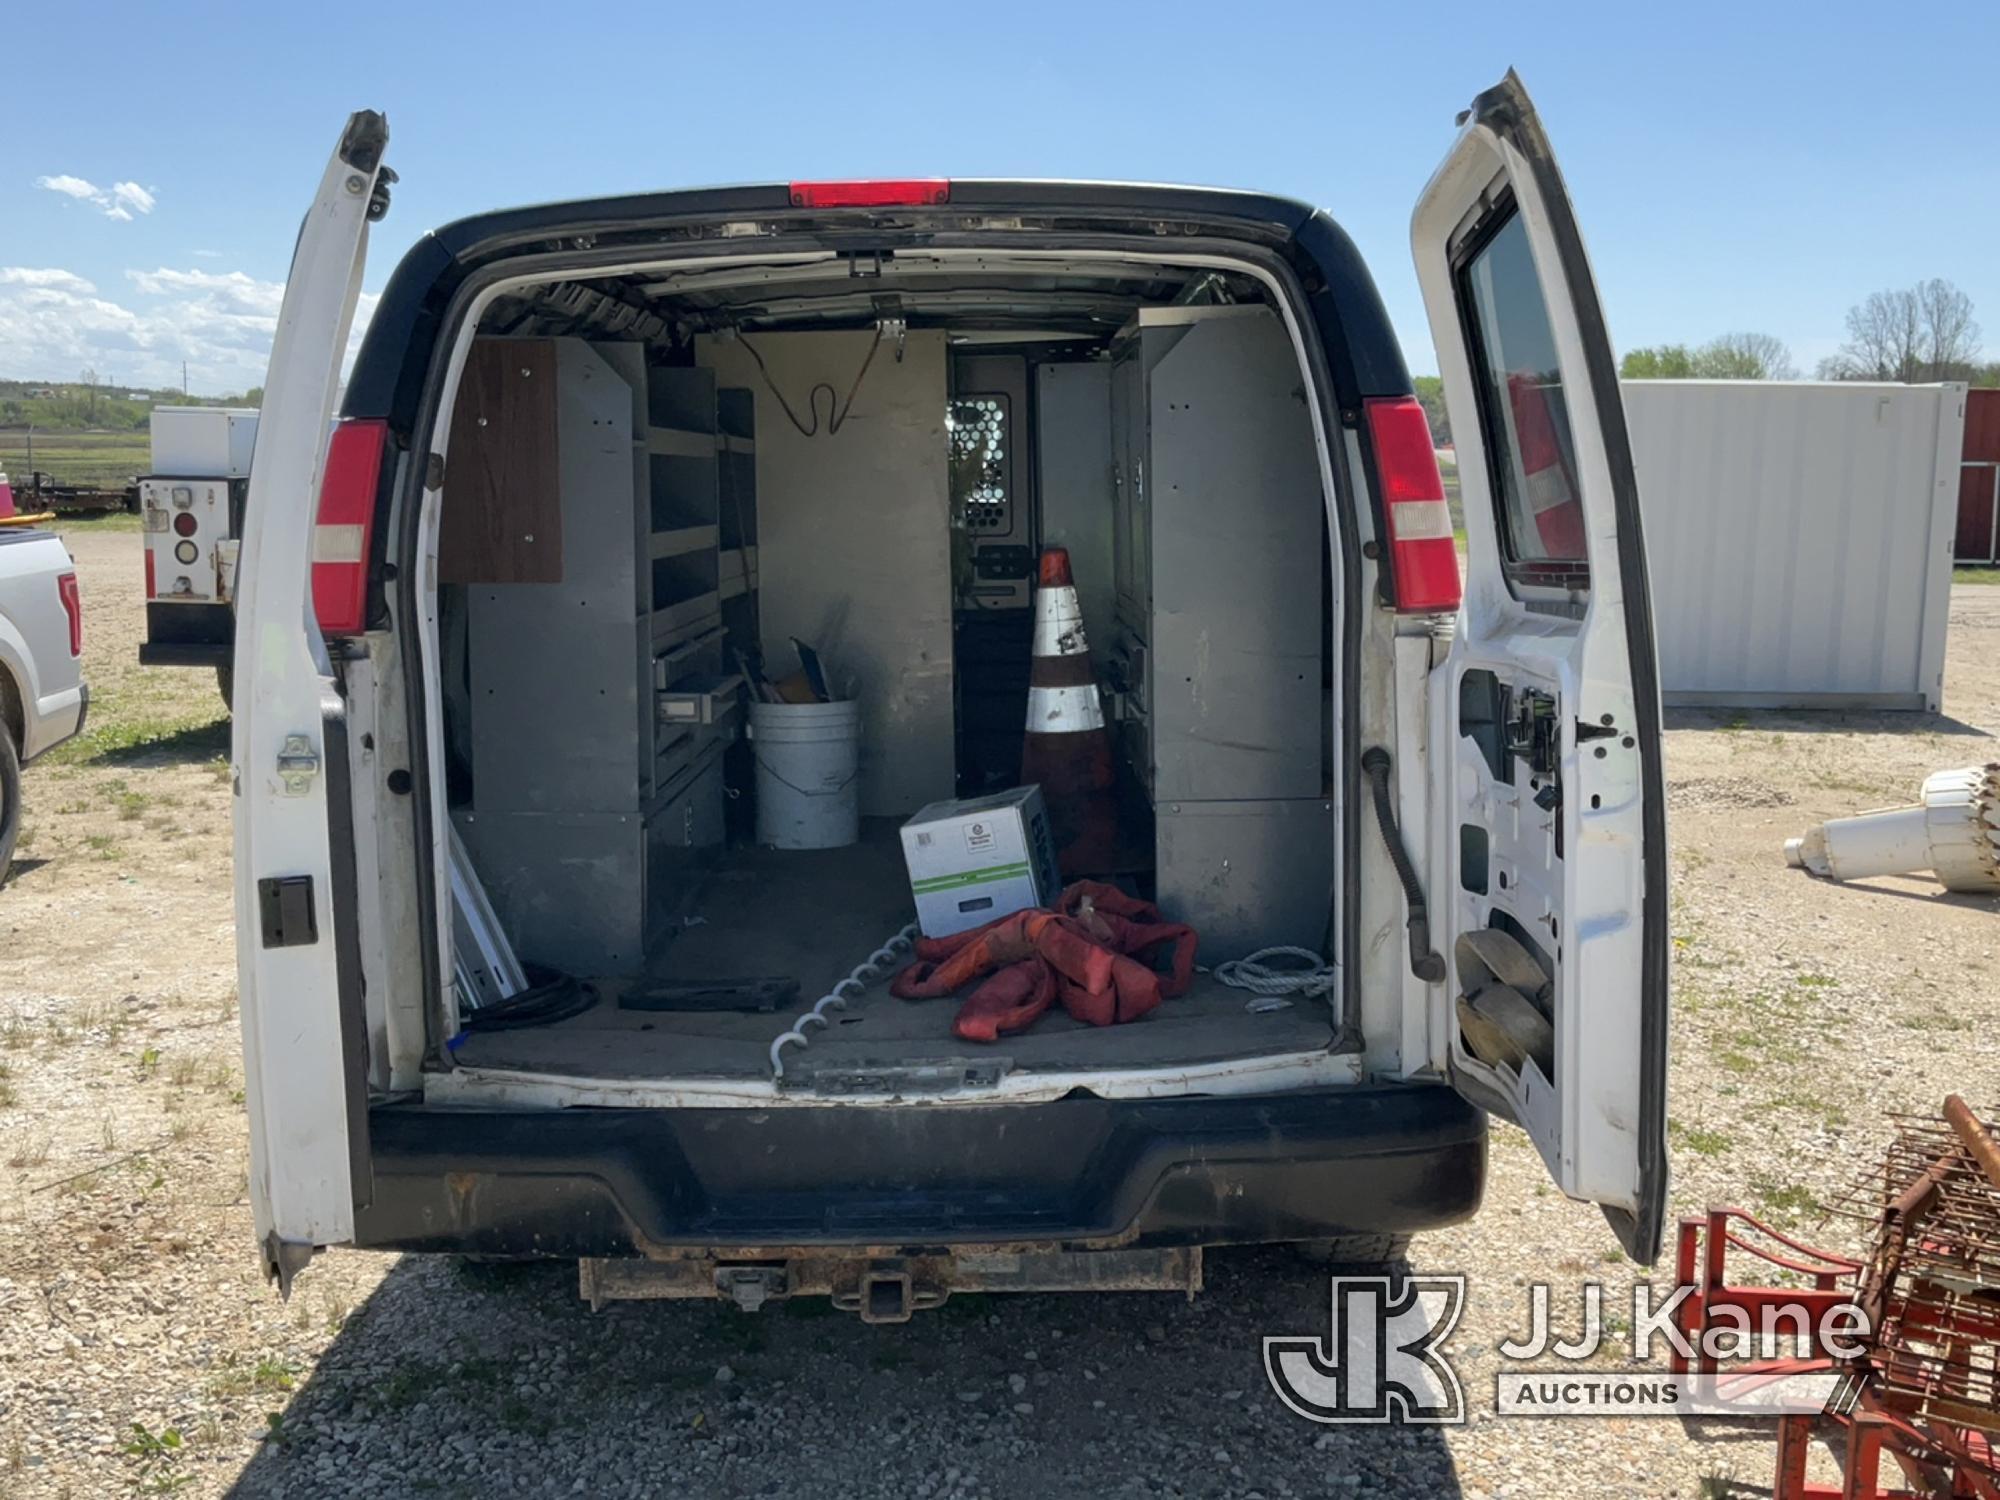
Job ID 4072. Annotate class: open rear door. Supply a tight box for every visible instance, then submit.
[232,111,390,1291]
[1413,73,1668,1261]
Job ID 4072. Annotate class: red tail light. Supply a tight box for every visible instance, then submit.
[788,178,950,208]
[1364,396,1462,614]
[312,418,388,635]
[56,571,81,657]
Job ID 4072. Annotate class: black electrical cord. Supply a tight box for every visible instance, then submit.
[455,964,599,1035]
[736,325,884,437]
[1360,746,1447,983]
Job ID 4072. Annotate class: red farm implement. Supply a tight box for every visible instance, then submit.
[1670,1097,2000,1499]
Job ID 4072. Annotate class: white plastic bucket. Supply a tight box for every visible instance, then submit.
[749,699,862,849]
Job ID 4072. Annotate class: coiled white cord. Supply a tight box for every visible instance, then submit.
[768,922,920,1080]
[1214,946,1338,1011]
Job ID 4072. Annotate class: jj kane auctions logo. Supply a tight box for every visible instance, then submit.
[1264,1277,1864,1422]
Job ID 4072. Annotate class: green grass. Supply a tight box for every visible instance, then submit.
[1897,1008,1973,1033]
[1753,1179,1820,1221]
[1955,566,2000,586]
[206,1354,299,1399]
[1755,1091,1849,1131]
[0,431,151,488]
[1668,1121,1733,1157]
[378,1356,508,1411]
[42,711,228,769]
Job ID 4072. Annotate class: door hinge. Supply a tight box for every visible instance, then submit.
[261,1232,318,1299]
[277,735,320,796]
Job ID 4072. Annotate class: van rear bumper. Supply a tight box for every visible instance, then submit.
[354,1083,1486,1257]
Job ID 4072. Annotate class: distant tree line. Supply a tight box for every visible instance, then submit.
[1815,279,1986,384]
[1622,278,1995,387]
[0,369,263,432]
[1622,331,1798,380]
[1415,277,1994,447]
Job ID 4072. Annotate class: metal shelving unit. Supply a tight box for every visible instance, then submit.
[454,342,756,972]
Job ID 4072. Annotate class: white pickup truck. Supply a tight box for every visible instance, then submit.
[0,527,86,881]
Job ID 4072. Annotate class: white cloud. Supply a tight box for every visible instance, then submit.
[0,267,97,294]
[34,172,158,220]
[35,174,98,201]
[127,266,286,315]
[191,249,225,259]
[0,264,377,393]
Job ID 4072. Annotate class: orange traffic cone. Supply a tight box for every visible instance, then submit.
[1021,548,1119,877]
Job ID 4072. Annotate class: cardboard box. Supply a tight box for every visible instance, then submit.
[900,786,1061,938]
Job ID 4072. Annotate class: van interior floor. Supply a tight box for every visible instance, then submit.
[446,821,1342,1084]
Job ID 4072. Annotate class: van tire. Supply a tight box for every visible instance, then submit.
[0,729,21,887]
[216,666,234,711]
[1295,1233,1412,1266]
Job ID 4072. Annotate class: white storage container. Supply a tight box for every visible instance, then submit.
[150,406,260,478]
[1622,380,1966,711]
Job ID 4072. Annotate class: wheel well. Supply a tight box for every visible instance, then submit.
[0,664,23,755]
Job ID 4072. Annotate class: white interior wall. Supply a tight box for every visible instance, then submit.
[697,329,955,815]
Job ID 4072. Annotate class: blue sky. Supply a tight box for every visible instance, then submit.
[5,1,1997,394]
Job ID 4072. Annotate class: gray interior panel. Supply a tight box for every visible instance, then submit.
[1142,310,1323,801]
[1154,798,1338,964]
[1035,361,1117,671]
[697,329,955,816]
[469,340,641,815]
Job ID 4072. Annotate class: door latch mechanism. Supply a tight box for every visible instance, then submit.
[277,735,320,796]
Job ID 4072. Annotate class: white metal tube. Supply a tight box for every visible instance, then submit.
[1800,805,1933,881]
[1785,764,2000,892]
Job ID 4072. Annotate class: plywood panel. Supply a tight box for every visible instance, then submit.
[440,338,564,584]
[697,329,954,816]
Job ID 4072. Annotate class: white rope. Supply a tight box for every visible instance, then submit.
[1214,946,1338,1010]
[769,922,920,1079]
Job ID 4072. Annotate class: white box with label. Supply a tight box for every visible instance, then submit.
[899,786,1062,939]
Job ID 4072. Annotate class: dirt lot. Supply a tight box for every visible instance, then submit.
[1,524,1995,1498]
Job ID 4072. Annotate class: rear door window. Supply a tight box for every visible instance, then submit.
[1457,199,1590,590]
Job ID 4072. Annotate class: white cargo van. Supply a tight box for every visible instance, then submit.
[231,73,1668,1314]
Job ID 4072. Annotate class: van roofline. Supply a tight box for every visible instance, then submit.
[343,180,1409,446]
[419,179,1320,259]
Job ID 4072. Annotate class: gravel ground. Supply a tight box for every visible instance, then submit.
[0,524,1995,1498]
